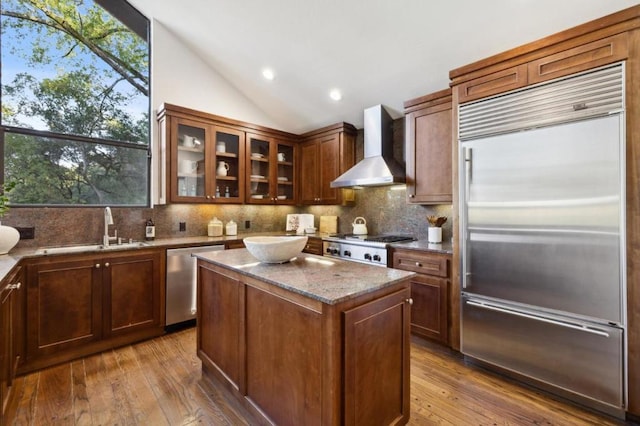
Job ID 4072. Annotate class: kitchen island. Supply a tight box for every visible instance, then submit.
[195,249,415,426]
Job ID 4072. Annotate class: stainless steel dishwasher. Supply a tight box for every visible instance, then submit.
[166,244,224,327]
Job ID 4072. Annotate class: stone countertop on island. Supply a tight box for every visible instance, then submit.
[195,249,415,305]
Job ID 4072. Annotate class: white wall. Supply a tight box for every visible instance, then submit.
[149,20,280,204]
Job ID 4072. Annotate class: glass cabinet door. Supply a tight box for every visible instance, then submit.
[247,135,272,203]
[212,126,244,202]
[275,141,296,204]
[174,118,207,201]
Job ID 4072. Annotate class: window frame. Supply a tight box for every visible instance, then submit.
[0,0,152,208]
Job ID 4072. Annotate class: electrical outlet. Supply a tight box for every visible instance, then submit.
[179,222,186,232]
[245,220,251,229]
[16,227,35,239]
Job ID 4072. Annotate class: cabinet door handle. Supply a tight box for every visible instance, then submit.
[95,263,101,268]
[8,282,21,290]
[105,262,110,268]
[406,298,414,305]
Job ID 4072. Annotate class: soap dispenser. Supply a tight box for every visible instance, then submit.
[225,220,237,236]
[207,217,223,237]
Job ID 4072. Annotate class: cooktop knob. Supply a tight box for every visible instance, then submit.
[364,253,372,260]
[373,254,381,262]
[344,250,351,257]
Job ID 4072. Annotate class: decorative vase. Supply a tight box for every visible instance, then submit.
[428,226,442,243]
[0,221,20,255]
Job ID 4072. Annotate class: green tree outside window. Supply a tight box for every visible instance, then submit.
[1,0,150,205]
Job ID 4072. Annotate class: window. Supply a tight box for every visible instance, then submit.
[1,0,150,206]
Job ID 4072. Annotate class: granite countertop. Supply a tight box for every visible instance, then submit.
[195,249,415,305]
[390,240,453,255]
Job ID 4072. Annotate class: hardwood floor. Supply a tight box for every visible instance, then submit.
[6,327,635,425]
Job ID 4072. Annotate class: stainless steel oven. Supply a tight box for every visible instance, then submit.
[322,234,414,267]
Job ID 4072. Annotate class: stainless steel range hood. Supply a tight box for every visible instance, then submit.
[330,104,405,188]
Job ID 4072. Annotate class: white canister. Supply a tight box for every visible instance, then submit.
[225,220,237,236]
[208,217,223,237]
[428,227,442,243]
[216,141,226,152]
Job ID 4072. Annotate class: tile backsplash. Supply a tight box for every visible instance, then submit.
[4,189,451,249]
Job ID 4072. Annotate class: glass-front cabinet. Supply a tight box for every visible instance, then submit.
[212,126,245,202]
[169,116,244,203]
[172,118,207,202]
[246,134,296,204]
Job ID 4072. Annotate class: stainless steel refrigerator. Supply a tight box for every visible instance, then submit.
[459,63,626,416]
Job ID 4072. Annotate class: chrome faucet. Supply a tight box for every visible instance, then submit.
[103,207,117,246]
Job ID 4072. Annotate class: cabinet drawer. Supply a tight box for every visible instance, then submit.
[457,64,527,104]
[392,250,449,278]
[528,33,628,85]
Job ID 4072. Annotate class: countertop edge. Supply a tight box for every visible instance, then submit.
[195,250,416,305]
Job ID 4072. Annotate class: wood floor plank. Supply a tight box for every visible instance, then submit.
[33,363,74,425]
[10,370,39,426]
[7,327,636,426]
[111,344,169,425]
[133,334,200,424]
[156,331,238,425]
[70,359,91,425]
[83,352,125,425]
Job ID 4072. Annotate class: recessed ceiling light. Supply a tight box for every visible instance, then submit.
[262,68,275,80]
[329,89,342,101]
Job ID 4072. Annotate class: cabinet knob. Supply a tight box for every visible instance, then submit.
[415,262,422,267]
[206,195,211,199]
[95,264,101,268]
[409,194,415,198]
[105,262,110,268]
[406,298,414,305]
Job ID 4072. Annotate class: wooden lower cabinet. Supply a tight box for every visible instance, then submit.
[302,236,323,255]
[224,239,245,250]
[22,249,164,373]
[0,266,21,424]
[392,248,450,345]
[103,252,163,338]
[197,265,241,389]
[344,289,411,425]
[197,260,411,425]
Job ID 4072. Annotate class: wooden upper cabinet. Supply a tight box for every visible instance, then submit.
[157,103,298,205]
[299,122,356,205]
[404,89,453,204]
[456,65,528,104]
[451,21,633,105]
[246,134,297,204]
[528,33,629,84]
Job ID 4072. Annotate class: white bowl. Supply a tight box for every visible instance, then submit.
[243,236,308,263]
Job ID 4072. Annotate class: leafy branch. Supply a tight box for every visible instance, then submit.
[0,181,17,218]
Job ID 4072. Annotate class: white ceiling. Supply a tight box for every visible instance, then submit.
[128,0,638,133]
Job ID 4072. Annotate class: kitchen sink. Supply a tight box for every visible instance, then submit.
[36,241,150,255]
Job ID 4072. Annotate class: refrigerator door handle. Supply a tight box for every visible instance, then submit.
[465,299,611,338]
[462,146,472,289]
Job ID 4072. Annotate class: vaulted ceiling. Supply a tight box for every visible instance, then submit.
[128,0,638,133]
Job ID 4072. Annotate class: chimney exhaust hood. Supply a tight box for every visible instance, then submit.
[330,105,405,188]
